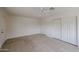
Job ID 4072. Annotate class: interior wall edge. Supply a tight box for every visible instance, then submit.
[0,8,9,48]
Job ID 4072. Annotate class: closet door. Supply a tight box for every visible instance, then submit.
[62,16,77,45]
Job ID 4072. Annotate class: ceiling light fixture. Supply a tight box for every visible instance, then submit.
[40,7,55,16]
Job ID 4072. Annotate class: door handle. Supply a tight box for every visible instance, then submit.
[1,31,4,33]
[1,29,4,33]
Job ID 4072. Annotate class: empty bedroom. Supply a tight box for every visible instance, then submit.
[0,7,79,52]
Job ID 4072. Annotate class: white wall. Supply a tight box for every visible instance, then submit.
[6,16,40,39]
[41,17,62,39]
[0,8,7,48]
[6,7,79,39]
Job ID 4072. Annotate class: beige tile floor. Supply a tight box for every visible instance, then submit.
[2,34,79,52]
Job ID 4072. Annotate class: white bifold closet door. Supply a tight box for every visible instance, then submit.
[61,16,77,45]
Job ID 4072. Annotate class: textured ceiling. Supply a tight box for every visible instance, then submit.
[5,7,55,18]
[5,7,79,19]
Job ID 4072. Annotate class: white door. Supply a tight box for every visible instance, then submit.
[62,16,77,45]
[0,16,5,48]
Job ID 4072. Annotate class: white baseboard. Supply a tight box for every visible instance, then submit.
[6,33,41,39]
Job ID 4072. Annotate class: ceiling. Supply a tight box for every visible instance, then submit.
[5,7,79,19]
[5,7,56,18]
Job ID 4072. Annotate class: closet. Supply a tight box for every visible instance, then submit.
[61,16,77,45]
[45,16,78,46]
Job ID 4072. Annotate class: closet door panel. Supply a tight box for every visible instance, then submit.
[62,16,77,45]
